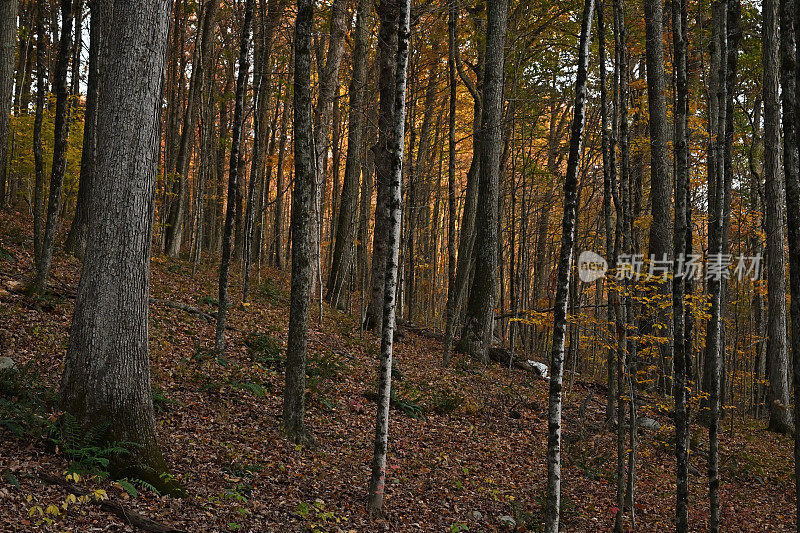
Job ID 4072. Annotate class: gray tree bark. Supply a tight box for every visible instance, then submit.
[326,0,371,310]
[767,0,795,435]
[363,0,399,335]
[458,0,508,363]
[33,0,73,293]
[64,0,105,257]
[215,0,254,353]
[705,2,728,530]
[283,0,315,445]
[544,1,594,531]
[0,0,17,208]
[367,0,410,515]
[58,0,181,496]
[672,0,690,529]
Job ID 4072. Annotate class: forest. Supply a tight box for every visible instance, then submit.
[0,0,799,530]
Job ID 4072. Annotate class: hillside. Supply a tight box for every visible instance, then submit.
[0,207,795,532]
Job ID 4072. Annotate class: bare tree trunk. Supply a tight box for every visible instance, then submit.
[326,0,371,310]
[787,0,800,522]
[443,0,457,365]
[32,5,45,270]
[672,0,691,528]
[459,0,508,362]
[544,1,594,531]
[597,0,615,422]
[363,0,399,335]
[312,0,347,291]
[273,98,288,269]
[706,3,728,530]
[0,0,17,208]
[767,0,796,435]
[33,0,73,293]
[215,0,253,353]
[283,0,315,445]
[64,0,103,257]
[59,0,181,496]
[367,0,409,514]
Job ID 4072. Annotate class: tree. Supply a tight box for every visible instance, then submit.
[363,0,399,334]
[58,0,182,495]
[326,0,372,310]
[443,0,457,366]
[32,0,73,293]
[766,0,795,436]
[458,0,508,362]
[368,0,410,515]
[0,0,16,208]
[215,0,254,353]
[544,0,594,531]
[786,0,800,522]
[671,0,691,528]
[705,2,728,530]
[64,0,104,257]
[283,0,315,445]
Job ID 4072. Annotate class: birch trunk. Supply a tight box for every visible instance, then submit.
[544,1,594,530]
[368,0,410,514]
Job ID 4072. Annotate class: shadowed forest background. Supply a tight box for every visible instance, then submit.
[1,0,800,531]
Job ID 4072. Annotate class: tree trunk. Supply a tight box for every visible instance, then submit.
[767,0,796,435]
[273,98,288,269]
[672,0,691,528]
[33,0,73,293]
[787,0,800,522]
[363,0,399,335]
[283,0,315,445]
[58,0,181,496]
[0,0,17,208]
[215,0,253,353]
[32,5,45,271]
[326,0,372,310]
[458,0,508,363]
[443,0,457,365]
[705,3,728,530]
[312,0,347,291]
[544,1,594,531]
[367,0,410,515]
[64,0,104,257]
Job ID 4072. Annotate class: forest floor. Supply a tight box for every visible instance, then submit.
[0,206,796,532]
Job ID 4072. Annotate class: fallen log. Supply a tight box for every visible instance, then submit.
[32,470,187,533]
[395,319,548,377]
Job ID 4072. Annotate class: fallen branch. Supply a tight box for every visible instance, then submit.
[32,470,187,533]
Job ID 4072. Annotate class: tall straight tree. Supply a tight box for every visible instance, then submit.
[705,1,728,530]
[367,0,410,515]
[363,0,399,334]
[459,0,508,363]
[283,0,315,445]
[215,0,254,353]
[0,0,16,208]
[672,0,691,528]
[544,0,594,530]
[787,0,800,522]
[643,0,671,262]
[326,0,371,310]
[58,0,181,495]
[33,0,73,293]
[64,0,104,257]
[443,0,457,366]
[768,0,796,435]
